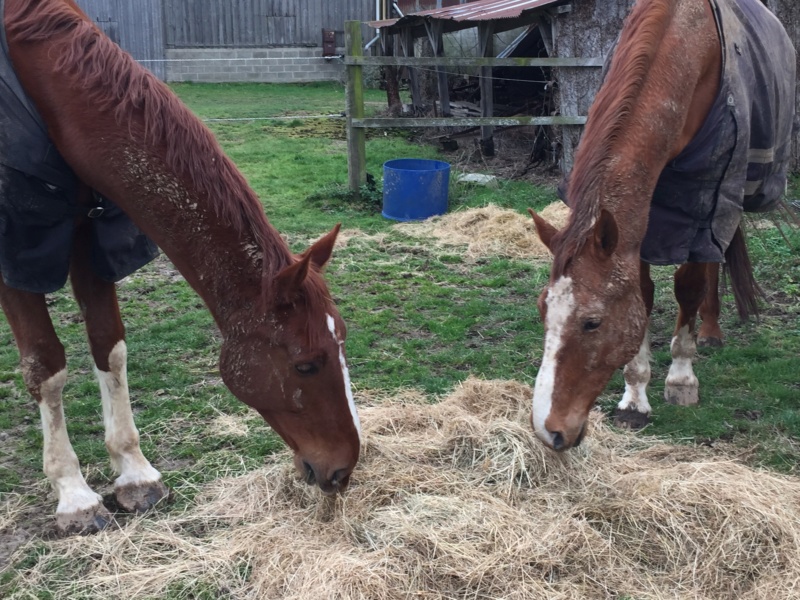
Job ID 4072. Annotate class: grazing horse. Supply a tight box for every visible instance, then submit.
[529,0,795,450]
[0,0,361,534]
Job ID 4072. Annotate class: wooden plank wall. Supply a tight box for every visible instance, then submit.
[77,0,166,79]
[164,0,375,49]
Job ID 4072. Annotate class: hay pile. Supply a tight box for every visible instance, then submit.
[10,378,800,599]
[399,202,570,260]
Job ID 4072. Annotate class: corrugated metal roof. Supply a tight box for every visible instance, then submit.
[368,0,567,28]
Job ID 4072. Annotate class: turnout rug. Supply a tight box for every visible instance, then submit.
[561,0,796,265]
[0,0,158,293]
[642,0,796,265]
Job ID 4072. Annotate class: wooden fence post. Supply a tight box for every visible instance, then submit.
[400,28,423,110]
[479,22,495,157]
[425,21,451,118]
[345,21,366,193]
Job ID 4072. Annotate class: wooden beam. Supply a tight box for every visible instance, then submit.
[425,20,451,118]
[351,115,588,128]
[344,55,605,67]
[478,21,495,156]
[400,28,422,109]
[374,12,560,39]
[345,21,366,193]
[538,16,554,56]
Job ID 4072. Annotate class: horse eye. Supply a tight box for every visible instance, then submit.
[295,362,319,376]
[583,318,602,332]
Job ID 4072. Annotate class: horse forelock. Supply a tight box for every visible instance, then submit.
[7,0,292,278]
[555,0,677,276]
[263,265,335,347]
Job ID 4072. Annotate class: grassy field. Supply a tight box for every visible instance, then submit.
[0,81,799,590]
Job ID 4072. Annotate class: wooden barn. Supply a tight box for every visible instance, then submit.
[74,0,377,83]
[71,0,799,171]
[364,0,800,172]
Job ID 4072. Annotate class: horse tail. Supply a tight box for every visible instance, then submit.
[723,224,763,320]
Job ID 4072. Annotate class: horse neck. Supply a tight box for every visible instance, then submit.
[3,5,294,333]
[567,0,719,256]
[122,161,291,332]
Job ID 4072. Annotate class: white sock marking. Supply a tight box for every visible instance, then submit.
[327,314,362,441]
[38,369,103,515]
[532,276,575,445]
[96,341,162,488]
[666,325,698,387]
[618,329,652,414]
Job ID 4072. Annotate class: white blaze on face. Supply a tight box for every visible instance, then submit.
[326,314,362,441]
[532,276,575,445]
[666,324,698,387]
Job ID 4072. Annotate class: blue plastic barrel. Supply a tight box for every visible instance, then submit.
[382,159,450,221]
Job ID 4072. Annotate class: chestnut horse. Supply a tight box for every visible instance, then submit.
[529,0,795,450]
[1,0,360,533]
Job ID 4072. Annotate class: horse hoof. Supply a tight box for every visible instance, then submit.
[612,408,650,430]
[664,384,699,406]
[56,503,113,536]
[114,479,170,513]
[697,336,723,348]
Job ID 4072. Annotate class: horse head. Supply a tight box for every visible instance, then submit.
[218,225,361,494]
[528,209,647,451]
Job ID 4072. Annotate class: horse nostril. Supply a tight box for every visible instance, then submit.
[302,461,316,485]
[330,468,351,489]
[550,431,566,451]
[574,424,588,447]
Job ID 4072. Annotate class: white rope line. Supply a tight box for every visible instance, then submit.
[137,57,334,63]
[202,114,343,122]
[135,56,560,85]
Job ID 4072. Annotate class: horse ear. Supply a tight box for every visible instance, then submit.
[528,209,558,252]
[273,253,311,305]
[593,209,619,257]
[302,223,341,270]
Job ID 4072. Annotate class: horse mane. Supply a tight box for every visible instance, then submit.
[553,0,676,277]
[6,0,335,339]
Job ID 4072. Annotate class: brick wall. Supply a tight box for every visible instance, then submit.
[165,48,345,83]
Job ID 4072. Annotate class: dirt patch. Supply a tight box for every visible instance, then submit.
[0,494,60,571]
[417,124,564,188]
[397,201,569,261]
[263,118,391,142]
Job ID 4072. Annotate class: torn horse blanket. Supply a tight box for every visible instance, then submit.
[640,0,796,265]
[563,0,796,265]
[0,0,158,293]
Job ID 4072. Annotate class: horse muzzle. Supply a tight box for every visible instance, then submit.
[295,455,353,496]
[532,415,588,452]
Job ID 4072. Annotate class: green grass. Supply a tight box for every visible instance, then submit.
[169,81,390,120]
[0,82,799,589]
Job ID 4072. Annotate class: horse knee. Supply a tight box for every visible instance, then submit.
[19,343,67,401]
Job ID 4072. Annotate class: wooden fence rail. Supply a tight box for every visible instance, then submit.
[344,20,602,193]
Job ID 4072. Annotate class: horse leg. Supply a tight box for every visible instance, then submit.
[613,261,655,429]
[0,279,111,534]
[69,223,169,513]
[665,262,706,405]
[697,262,723,347]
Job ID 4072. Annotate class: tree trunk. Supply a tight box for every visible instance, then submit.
[384,66,402,112]
[553,0,634,173]
[417,37,437,112]
[556,0,799,174]
[382,34,402,113]
[767,0,800,173]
